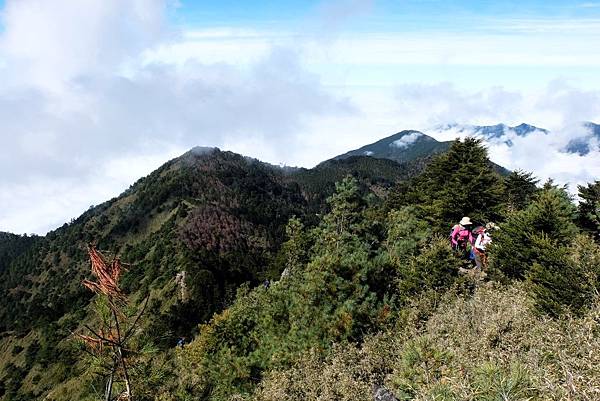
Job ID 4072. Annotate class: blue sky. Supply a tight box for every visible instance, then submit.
[2,0,600,29]
[174,0,600,27]
[159,0,600,92]
[0,0,599,233]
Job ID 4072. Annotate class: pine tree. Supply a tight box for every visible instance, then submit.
[76,246,151,401]
[503,170,539,212]
[313,176,371,255]
[526,235,596,317]
[489,187,578,279]
[577,181,600,240]
[399,236,462,297]
[407,138,504,232]
[277,216,310,279]
[385,206,430,267]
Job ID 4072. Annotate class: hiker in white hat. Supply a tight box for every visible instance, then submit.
[450,216,474,258]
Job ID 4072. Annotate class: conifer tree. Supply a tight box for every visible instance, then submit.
[278,216,309,279]
[408,138,504,232]
[577,181,600,240]
[489,187,578,279]
[385,206,430,266]
[313,176,370,255]
[399,237,462,297]
[503,170,539,212]
[526,235,598,317]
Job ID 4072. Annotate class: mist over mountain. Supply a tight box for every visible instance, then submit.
[565,122,600,155]
[331,130,511,175]
[1,0,600,399]
[430,123,547,146]
[0,141,428,399]
[429,121,600,156]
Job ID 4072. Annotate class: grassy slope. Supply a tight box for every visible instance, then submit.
[254,282,600,401]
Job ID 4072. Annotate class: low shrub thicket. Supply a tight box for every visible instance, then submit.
[253,283,600,401]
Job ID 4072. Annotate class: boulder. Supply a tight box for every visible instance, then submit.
[372,384,398,401]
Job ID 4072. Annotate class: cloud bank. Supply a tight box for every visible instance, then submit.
[0,0,354,234]
[1,0,599,234]
[408,83,600,191]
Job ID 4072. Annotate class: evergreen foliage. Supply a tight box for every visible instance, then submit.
[502,170,539,212]
[174,178,464,401]
[176,177,391,400]
[2,140,600,401]
[489,186,578,279]
[394,138,504,232]
[577,180,600,239]
[527,234,600,317]
[385,207,430,266]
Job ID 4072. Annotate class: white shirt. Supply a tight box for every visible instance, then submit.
[475,232,491,251]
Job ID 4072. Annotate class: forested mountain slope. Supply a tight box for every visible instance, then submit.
[1,138,598,401]
[0,146,421,400]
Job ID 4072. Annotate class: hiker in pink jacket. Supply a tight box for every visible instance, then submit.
[450,217,474,253]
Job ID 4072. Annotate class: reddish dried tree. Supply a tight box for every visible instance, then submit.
[76,246,148,401]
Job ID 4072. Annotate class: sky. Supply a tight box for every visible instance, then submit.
[1,0,600,234]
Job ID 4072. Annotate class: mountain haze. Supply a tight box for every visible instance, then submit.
[566,122,600,155]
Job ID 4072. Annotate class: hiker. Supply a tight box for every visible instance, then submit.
[450,217,474,259]
[177,337,186,349]
[263,279,270,289]
[473,222,496,270]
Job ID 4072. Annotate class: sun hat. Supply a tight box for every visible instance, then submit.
[460,217,472,225]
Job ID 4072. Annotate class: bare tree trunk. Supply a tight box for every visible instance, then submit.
[105,369,114,401]
[118,347,132,400]
[113,309,132,400]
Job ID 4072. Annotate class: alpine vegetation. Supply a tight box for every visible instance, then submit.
[1,138,598,401]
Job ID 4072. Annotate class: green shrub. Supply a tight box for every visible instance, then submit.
[489,187,578,280]
[577,181,600,240]
[385,207,430,266]
[390,336,454,400]
[502,170,539,213]
[472,363,536,401]
[399,237,462,299]
[527,234,600,317]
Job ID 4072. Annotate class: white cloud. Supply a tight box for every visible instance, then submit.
[486,131,600,193]
[0,0,167,91]
[391,132,422,148]
[0,0,355,234]
[407,83,600,191]
[1,0,599,234]
[395,81,600,131]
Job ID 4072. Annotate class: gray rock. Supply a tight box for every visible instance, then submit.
[372,384,398,401]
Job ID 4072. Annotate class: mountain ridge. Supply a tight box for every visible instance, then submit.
[331,130,451,164]
[0,144,427,399]
[0,132,598,400]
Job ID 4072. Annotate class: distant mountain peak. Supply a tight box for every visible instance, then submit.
[429,122,547,147]
[389,131,424,149]
[430,121,599,156]
[189,146,218,155]
[566,121,600,155]
[331,130,450,164]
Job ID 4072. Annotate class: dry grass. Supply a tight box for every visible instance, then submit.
[251,282,600,401]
